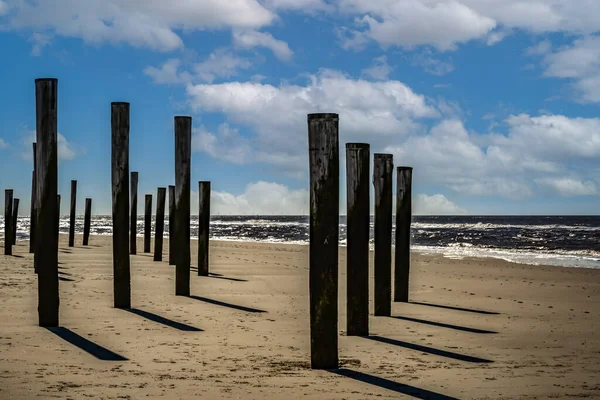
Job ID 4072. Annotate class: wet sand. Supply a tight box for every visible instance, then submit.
[0,234,599,399]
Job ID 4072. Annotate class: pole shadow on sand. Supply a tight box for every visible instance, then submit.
[187,295,266,313]
[330,369,459,400]
[365,336,493,363]
[123,308,202,332]
[408,301,500,315]
[390,316,497,334]
[45,327,127,361]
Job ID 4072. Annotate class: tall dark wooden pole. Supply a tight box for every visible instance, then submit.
[345,143,370,336]
[83,198,92,246]
[154,188,166,261]
[373,154,393,316]
[168,185,175,266]
[174,116,191,296]
[111,102,131,309]
[144,194,152,253]
[198,181,210,276]
[130,171,138,255]
[394,166,413,303]
[308,113,339,370]
[35,78,59,327]
[12,198,20,245]
[4,189,13,255]
[30,142,36,254]
[68,180,76,247]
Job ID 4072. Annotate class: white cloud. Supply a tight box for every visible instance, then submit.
[20,131,80,161]
[232,29,293,61]
[29,32,51,56]
[192,123,253,164]
[361,55,393,80]
[535,177,598,196]
[526,39,552,56]
[412,50,454,75]
[192,181,309,215]
[540,36,600,103]
[413,193,467,215]
[186,69,438,172]
[3,0,275,52]
[0,138,8,149]
[0,0,7,16]
[262,0,332,12]
[144,59,191,85]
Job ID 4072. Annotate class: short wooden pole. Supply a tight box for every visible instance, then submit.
[153,188,166,262]
[168,185,175,266]
[4,189,13,255]
[83,198,92,246]
[144,194,152,253]
[394,166,413,302]
[174,116,191,296]
[68,180,76,247]
[345,143,370,336]
[373,154,393,316]
[111,102,131,309]
[29,142,36,254]
[35,78,59,327]
[12,198,19,245]
[308,113,339,369]
[198,181,210,276]
[130,171,138,255]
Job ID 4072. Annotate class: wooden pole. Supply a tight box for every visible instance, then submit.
[345,143,370,336]
[30,142,36,254]
[394,166,413,303]
[35,78,59,327]
[4,189,13,255]
[153,188,166,262]
[83,198,92,246]
[168,185,175,266]
[144,194,152,253]
[111,102,131,309]
[12,198,19,245]
[130,171,138,255]
[56,194,60,248]
[307,113,339,369]
[373,154,393,316]
[197,181,210,276]
[174,116,191,296]
[68,180,76,247]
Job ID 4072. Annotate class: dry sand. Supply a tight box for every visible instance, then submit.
[1,234,599,399]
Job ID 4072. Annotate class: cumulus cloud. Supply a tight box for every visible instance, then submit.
[540,36,600,103]
[192,123,253,164]
[2,0,275,52]
[233,29,293,61]
[361,56,393,80]
[144,59,191,85]
[191,181,309,215]
[0,138,8,149]
[20,131,80,161]
[412,50,454,76]
[186,69,438,172]
[535,177,598,197]
[413,194,467,215]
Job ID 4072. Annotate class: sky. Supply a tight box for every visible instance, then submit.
[0,0,599,216]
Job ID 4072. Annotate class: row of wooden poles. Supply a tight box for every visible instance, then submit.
[25,79,413,372]
[307,114,412,369]
[31,79,212,327]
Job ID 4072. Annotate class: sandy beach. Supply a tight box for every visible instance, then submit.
[1,234,599,399]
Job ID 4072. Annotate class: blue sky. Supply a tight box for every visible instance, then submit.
[0,0,599,215]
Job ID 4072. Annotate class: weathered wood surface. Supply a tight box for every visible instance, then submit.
[83,198,92,246]
[154,188,166,262]
[345,143,370,336]
[30,142,36,254]
[307,113,339,369]
[144,194,152,253]
[373,154,393,316]
[111,102,131,309]
[12,198,19,245]
[130,171,138,255]
[174,117,191,296]
[68,180,76,247]
[168,185,175,266]
[4,189,13,255]
[197,181,211,276]
[394,166,413,303]
[35,78,59,327]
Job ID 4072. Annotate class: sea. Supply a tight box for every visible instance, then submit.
[2,215,600,269]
